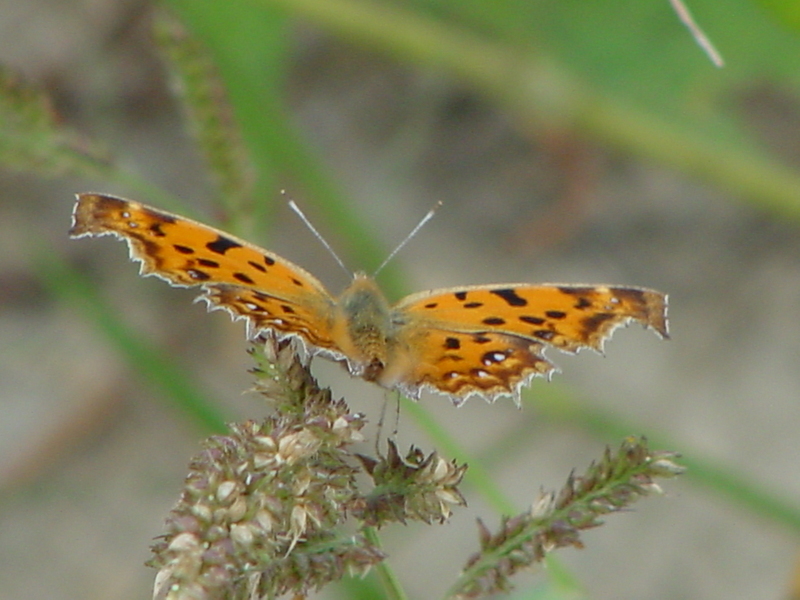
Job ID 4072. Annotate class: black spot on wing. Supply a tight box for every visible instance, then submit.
[187,269,210,281]
[520,315,545,325]
[472,335,492,344]
[424,302,438,309]
[464,302,483,309]
[454,291,468,301]
[148,222,167,237]
[545,310,567,319]
[234,272,255,285]
[281,304,296,314]
[482,317,506,326]
[574,297,592,310]
[206,235,242,255]
[197,258,220,268]
[173,244,194,254]
[444,337,461,350]
[264,255,276,266]
[490,288,528,307]
[248,260,267,273]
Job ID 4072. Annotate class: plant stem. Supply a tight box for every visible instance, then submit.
[364,526,409,600]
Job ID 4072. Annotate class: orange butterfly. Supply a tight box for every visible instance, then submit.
[70,193,668,406]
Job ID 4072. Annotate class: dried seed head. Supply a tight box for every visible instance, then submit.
[149,339,379,599]
[454,437,684,598]
[354,440,467,526]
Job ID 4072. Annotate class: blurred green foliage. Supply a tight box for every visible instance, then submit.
[165,0,800,223]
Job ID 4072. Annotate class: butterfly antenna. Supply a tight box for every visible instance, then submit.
[373,201,442,276]
[286,194,352,278]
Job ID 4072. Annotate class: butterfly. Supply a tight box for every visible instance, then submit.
[70,193,668,406]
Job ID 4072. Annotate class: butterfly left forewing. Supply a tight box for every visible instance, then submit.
[70,193,343,356]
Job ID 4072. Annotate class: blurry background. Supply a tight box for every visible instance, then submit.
[2,0,800,598]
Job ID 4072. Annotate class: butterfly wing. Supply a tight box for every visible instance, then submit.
[388,283,668,405]
[380,328,556,406]
[70,193,342,355]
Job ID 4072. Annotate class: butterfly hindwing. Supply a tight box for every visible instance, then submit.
[201,284,342,354]
[381,328,555,405]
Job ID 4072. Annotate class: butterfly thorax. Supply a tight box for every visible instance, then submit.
[334,273,393,380]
